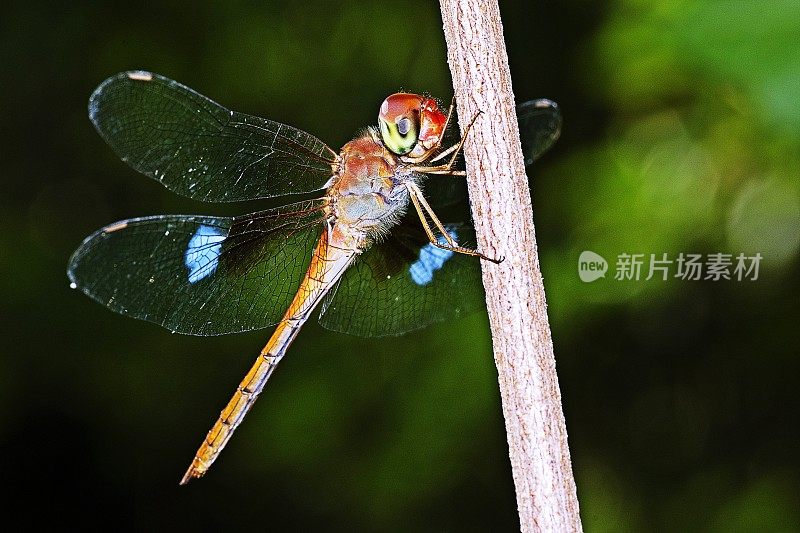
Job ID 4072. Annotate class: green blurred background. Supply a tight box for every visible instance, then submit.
[2,0,799,530]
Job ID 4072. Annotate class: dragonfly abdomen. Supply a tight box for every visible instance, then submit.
[180,224,359,484]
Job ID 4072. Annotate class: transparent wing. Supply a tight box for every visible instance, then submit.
[89,71,337,202]
[517,98,562,166]
[67,199,327,336]
[318,223,484,337]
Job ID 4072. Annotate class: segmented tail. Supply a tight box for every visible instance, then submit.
[180,226,356,484]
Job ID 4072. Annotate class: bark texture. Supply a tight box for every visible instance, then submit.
[439,1,582,531]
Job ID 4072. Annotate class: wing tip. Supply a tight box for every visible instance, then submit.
[87,71,157,125]
[517,97,562,165]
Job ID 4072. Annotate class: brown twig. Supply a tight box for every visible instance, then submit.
[439,1,583,530]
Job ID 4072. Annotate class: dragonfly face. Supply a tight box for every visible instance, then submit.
[68,71,561,483]
[378,93,448,159]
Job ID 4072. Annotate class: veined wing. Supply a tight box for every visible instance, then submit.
[89,71,337,202]
[67,199,327,335]
[517,98,562,166]
[318,222,484,337]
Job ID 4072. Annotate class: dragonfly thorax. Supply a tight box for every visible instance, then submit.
[328,133,419,243]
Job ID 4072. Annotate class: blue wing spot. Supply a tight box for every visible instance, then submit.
[185,224,226,284]
[409,228,458,286]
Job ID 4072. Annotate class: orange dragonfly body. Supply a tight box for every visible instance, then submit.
[68,71,561,483]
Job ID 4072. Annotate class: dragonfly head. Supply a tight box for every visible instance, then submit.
[379,93,447,159]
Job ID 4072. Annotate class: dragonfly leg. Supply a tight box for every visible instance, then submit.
[407,182,503,264]
[421,169,467,176]
[428,239,504,264]
[412,110,483,175]
[407,182,458,247]
[438,97,457,149]
[435,110,482,168]
[428,142,459,163]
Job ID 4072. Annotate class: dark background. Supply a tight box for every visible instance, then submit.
[2,0,799,530]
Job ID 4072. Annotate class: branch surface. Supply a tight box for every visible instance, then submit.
[439,1,582,530]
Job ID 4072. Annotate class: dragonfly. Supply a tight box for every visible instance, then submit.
[68,71,561,484]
